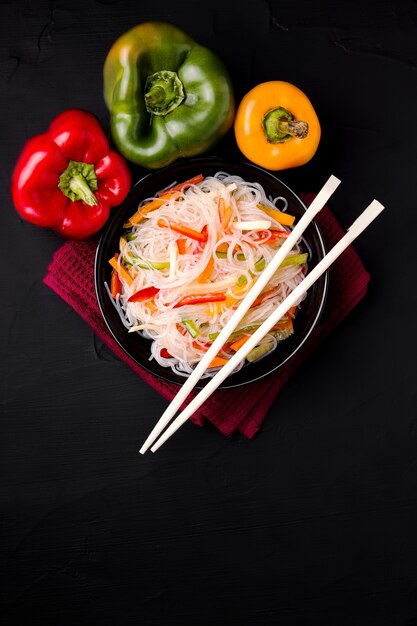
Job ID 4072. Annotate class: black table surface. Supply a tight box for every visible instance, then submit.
[1,1,417,624]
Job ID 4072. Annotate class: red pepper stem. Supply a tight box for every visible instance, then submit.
[58,159,99,206]
[68,174,98,206]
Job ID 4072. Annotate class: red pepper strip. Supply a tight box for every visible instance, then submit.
[157,174,204,196]
[230,335,251,352]
[110,268,122,298]
[127,191,181,226]
[174,293,226,308]
[198,225,210,251]
[158,220,208,243]
[192,340,210,351]
[251,230,290,244]
[11,109,131,240]
[128,286,159,303]
[160,348,172,358]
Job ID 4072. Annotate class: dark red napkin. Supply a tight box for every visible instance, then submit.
[43,193,370,439]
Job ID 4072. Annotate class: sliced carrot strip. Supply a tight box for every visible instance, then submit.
[158,220,208,243]
[208,356,229,368]
[159,189,181,200]
[177,238,187,254]
[145,300,158,314]
[127,199,166,226]
[109,256,133,286]
[158,174,204,196]
[197,256,214,283]
[126,191,181,226]
[230,335,251,352]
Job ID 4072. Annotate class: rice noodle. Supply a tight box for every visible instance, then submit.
[109,172,307,378]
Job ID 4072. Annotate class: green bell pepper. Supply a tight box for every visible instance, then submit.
[103,21,235,169]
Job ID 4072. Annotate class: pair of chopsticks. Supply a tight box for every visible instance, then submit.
[140,175,384,454]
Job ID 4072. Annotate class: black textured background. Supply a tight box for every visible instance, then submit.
[1,1,417,624]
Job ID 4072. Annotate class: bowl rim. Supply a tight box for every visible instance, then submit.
[94,156,329,389]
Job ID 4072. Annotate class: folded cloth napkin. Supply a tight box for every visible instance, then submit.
[43,193,370,439]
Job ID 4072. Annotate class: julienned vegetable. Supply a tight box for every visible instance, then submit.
[103,21,235,169]
[107,171,308,378]
[11,109,131,240]
[234,81,321,171]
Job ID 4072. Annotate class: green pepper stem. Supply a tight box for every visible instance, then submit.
[144,70,185,116]
[144,85,166,107]
[58,160,99,205]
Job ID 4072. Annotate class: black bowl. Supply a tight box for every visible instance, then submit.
[94,156,328,389]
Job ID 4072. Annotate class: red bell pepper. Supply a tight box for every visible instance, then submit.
[173,293,226,308]
[128,286,159,303]
[251,230,290,244]
[11,109,131,239]
[110,268,122,298]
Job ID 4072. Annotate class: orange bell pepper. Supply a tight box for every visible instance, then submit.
[234,81,321,171]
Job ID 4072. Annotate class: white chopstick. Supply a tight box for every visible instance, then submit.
[150,198,384,453]
[139,174,341,454]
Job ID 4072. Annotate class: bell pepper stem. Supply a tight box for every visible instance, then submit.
[276,119,309,139]
[144,70,185,116]
[58,160,99,205]
[144,85,166,107]
[262,106,309,143]
[68,174,98,206]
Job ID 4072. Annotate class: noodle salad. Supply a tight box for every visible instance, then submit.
[107,172,308,378]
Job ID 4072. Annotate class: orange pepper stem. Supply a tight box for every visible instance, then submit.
[262,106,309,143]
